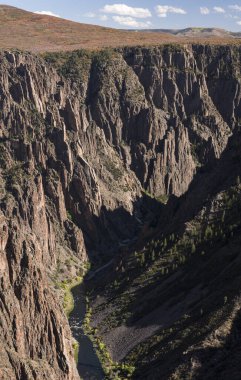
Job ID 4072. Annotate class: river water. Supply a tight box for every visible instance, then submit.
[69,283,105,380]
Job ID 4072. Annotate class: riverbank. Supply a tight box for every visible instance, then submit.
[67,260,135,379]
[83,299,135,379]
[69,282,105,379]
[60,276,84,317]
[56,276,84,363]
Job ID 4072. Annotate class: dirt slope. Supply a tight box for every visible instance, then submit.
[0,5,239,52]
[0,5,176,52]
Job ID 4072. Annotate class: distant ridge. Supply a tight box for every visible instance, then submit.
[0,5,240,52]
[132,27,241,39]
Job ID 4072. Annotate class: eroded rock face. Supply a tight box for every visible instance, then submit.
[0,45,240,378]
[0,50,142,379]
[86,45,238,196]
[0,203,79,379]
[0,213,8,251]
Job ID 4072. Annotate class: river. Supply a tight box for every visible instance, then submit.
[69,283,105,380]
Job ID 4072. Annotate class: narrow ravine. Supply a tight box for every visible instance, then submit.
[69,283,105,380]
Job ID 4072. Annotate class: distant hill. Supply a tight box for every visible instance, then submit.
[0,5,176,52]
[136,27,241,39]
[0,6,240,52]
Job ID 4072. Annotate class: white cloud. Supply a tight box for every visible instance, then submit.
[156,5,186,18]
[101,4,151,18]
[84,12,96,18]
[229,5,241,12]
[112,15,151,28]
[200,7,210,15]
[213,6,225,13]
[34,10,60,17]
[99,15,109,21]
[237,20,241,25]
[227,14,239,19]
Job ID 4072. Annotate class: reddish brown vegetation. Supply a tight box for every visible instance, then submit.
[0,5,240,52]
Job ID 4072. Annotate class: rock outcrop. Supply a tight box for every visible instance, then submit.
[0,44,241,379]
[0,50,142,379]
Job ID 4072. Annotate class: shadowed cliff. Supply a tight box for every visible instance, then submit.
[0,44,241,379]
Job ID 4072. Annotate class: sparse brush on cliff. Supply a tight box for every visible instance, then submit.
[1,41,241,380]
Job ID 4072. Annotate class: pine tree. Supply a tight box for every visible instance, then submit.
[221,210,225,223]
[205,225,213,240]
[236,176,240,186]
[140,252,145,266]
[191,242,196,254]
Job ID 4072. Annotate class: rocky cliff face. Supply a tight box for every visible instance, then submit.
[0,44,241,379]
[90,125,241,379]
[86,45,238,196]
[47,45,240,199]
[0,50,142,379]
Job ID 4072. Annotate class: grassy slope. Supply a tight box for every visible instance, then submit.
[0,5,240,53]
[0,5,175,52]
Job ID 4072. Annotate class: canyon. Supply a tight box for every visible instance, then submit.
[0,42,241,380]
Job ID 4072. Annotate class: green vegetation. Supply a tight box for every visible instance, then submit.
[126,298,235,378]
[93,48,119,69]
[89,182,241,378]
[43,49,119,83]
[66,210,74,222]
[72,339,79,363]
[156,194,169,204]
[53,257,89,367]
[28,103,45,139]
[142,189,169,204]
[57,276,83,317]
[3,162,32,190]
[44,50,93,84]
[190,142,202,167]
[0,143,9,169]
[83,301,135,379]
[103,159,123,181]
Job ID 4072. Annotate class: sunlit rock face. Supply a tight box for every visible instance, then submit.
[0,44,240,379]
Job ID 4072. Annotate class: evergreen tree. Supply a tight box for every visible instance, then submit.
[140,252,145,266]
[191,242,196,254]
[221,210,225,223]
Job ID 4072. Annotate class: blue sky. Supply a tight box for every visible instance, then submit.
[4,1,241,31]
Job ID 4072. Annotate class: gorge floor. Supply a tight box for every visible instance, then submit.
[69,283,104,380]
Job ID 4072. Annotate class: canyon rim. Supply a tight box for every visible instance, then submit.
[1,4,241,380]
